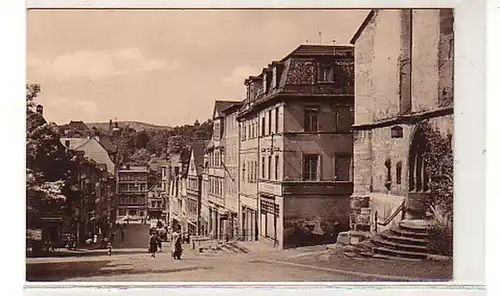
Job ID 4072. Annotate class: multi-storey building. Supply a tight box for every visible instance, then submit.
[157,159,170,222]
[116,165,149,223]
[147,184,166,220]
[204,100,242,240]
[185,142,206,235]
[237,44,355,249]
[60,136,117,239]
[238,77,263,242]
[167,149,190,232]
[347,9,454,238]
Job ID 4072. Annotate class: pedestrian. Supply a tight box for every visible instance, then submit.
[156,235,162,252]
[149,233,158,258]
[171,227,182,260]
[120,229,124,242]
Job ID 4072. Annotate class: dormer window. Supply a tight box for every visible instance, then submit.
[318,64,334,82]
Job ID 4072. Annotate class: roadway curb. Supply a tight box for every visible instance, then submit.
[252,258,423,281]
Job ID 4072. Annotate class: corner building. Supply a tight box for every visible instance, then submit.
[237,45,355,249]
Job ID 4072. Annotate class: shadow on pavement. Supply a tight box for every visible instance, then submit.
[26,260,214,282]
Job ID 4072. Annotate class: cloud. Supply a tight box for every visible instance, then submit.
[27,48,182,82]
[43,95,99,118]
[221,65,260,87]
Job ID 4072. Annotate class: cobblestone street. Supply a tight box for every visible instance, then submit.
[26,245,366,282]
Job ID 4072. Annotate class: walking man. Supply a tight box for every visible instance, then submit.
[149,233,158,258]
[120,229,124,242]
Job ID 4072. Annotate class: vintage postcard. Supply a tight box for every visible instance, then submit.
[25,6,464,285]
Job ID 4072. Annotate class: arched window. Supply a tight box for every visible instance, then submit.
[396,161,403,185]
[409,128,429,192]
[384,159,392,190]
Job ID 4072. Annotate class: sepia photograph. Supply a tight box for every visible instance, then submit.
[26,8,454,282]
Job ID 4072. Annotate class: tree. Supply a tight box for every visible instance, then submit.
[26,84,72,217]
[129,148,151,166]
[135,130,150,150]
[419,120,453,256]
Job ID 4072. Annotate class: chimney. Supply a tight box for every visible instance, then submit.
[65,140,71,148]
[109,119,113,131]
[36,104,43,115]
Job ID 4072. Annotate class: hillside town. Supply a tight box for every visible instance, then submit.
[26,9,454,281]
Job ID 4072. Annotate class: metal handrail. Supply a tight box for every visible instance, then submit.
[374,200,406,232]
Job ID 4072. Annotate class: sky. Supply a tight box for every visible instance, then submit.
[27,9,369,127]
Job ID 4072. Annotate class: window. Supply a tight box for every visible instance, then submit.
[129,209,137,216]
[214,122,220,140]
[243,122,247,141]
[242,162,246,183]
[275,155,279,180]
[262,117,266,136]
[262,157,266,179]
[215,151,220,167]
[303,154,320,181]
[268,156,272,180]
[335,154,352,181]
[254,160,258,181]
[304,106,319,132]
[318,65,334,82]
[268,110,272,134]
[118,208,126,216]
[247,161,252,182]
[336,106,354,132]
[396,161,402,185]
[275,107,279,133]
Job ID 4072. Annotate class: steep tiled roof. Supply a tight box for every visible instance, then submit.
[98,137,117,154]
[61,137,115,175]
[67,121,89,130]
[221,101,243,115]
[60,137,91,150]
[191,141,206,174]
[281,44,354,61]
[213,100,242,118]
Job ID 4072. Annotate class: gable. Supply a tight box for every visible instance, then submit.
[213,108,220,119]
[79,139,116,175]
[188,150,198,175]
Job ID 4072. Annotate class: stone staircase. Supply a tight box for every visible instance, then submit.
[345,219,430,261]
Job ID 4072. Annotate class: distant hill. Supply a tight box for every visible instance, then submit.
[86,121,172,131]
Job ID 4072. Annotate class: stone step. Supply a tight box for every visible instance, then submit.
[390,226,429,238]
[228,242,250,253]
[371,235,428,253]
[373,245,428,260]
[220,244,239,253]
[369,252,423,262]
[380,230,429,246]
[399,219,429,233]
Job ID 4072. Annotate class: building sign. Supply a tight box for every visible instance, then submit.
[26,229,42,241]
[260,199,279,215]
